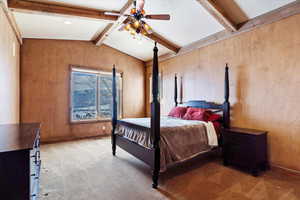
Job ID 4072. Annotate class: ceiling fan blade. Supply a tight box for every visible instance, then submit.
[104,12,130,17]
[145,14,170,20]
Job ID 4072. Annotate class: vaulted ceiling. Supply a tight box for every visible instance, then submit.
[6,0,298,61]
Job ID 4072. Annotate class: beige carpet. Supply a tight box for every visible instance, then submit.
[39,137,300,200]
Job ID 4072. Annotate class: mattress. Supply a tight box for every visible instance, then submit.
[116,116,218,171]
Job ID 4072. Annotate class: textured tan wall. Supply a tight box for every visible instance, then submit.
[0,5,20,124]
[21,39,146,142]
[147,15,300,171]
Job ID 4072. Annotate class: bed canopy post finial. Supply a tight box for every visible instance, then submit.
[174,74,178,107]
[223,63,230,128]
[151,42,160,189]
[111,64,117,156]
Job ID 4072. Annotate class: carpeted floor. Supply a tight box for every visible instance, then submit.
[39,137,300,200]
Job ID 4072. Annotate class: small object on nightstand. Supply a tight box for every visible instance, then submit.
[222,127,269,176]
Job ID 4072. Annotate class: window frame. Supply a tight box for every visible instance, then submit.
[69,65,123,124]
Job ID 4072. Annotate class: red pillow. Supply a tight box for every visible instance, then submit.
[207,113,222,122]
[168,107,187,118]
[183,108,209,121]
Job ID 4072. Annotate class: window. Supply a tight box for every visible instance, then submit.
[70,67,122,122]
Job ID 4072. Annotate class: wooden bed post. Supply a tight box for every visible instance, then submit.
[179,76,183,104]
[112,65,117,156]
[223,64,230,128]
[174,74,178,106]
[151,42,161,189]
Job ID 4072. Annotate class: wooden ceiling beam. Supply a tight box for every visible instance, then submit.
[93,0,134,46]
[146,1,300,66]
[196,0,238,32]
[7,0,118,21]
[92,23,114,45]
[0,1,22,44]
[146,32,180,53]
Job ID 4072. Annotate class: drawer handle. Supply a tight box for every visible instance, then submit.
[34,138,40,148]
[31,174,36,176]
[33,151,40,164]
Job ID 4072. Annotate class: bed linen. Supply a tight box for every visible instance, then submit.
[116,116,218,171]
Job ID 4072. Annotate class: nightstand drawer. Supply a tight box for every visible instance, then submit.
[223,132,256,145]
[224,143,255,166]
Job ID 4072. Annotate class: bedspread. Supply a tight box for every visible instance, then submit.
[116,117,218,171]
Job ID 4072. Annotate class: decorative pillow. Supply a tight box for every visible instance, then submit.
[182,108,209,121]
[168,107,188,118]
[207,113,222,122]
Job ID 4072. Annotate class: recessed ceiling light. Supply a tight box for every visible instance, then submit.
[64,21,72,25]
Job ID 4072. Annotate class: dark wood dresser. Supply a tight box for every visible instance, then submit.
[0,123,41,200]
[222,127,269,176]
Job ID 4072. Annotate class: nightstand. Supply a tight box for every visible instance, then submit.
[222,127,269,176]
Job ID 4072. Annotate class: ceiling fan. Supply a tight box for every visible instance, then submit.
[104,0,170,37]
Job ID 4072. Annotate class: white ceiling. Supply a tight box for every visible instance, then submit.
[143,0,224,47]
[11,0,297,61]
[104,30,172,61]
[234,0,296,19]
[13,12,109,41]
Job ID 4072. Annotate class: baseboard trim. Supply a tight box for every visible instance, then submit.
[271,164,300,176]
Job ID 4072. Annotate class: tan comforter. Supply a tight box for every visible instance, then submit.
[116,117,216,172]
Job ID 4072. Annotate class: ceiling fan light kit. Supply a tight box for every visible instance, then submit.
[105,0,170,39]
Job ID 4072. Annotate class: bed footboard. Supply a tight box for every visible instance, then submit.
[115,135,155,168]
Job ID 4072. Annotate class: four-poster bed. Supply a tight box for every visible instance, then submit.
[111,43,230,188]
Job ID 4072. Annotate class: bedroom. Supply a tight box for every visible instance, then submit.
[0,0,300,199]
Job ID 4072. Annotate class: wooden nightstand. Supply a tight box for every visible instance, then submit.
[222,127,269,176]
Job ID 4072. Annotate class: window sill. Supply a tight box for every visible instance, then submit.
[70,119,111,125]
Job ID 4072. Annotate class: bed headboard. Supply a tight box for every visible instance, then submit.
[175,65,230,128]
[183,100,223,110]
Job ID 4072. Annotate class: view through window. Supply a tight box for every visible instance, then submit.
[70,67,122,122]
